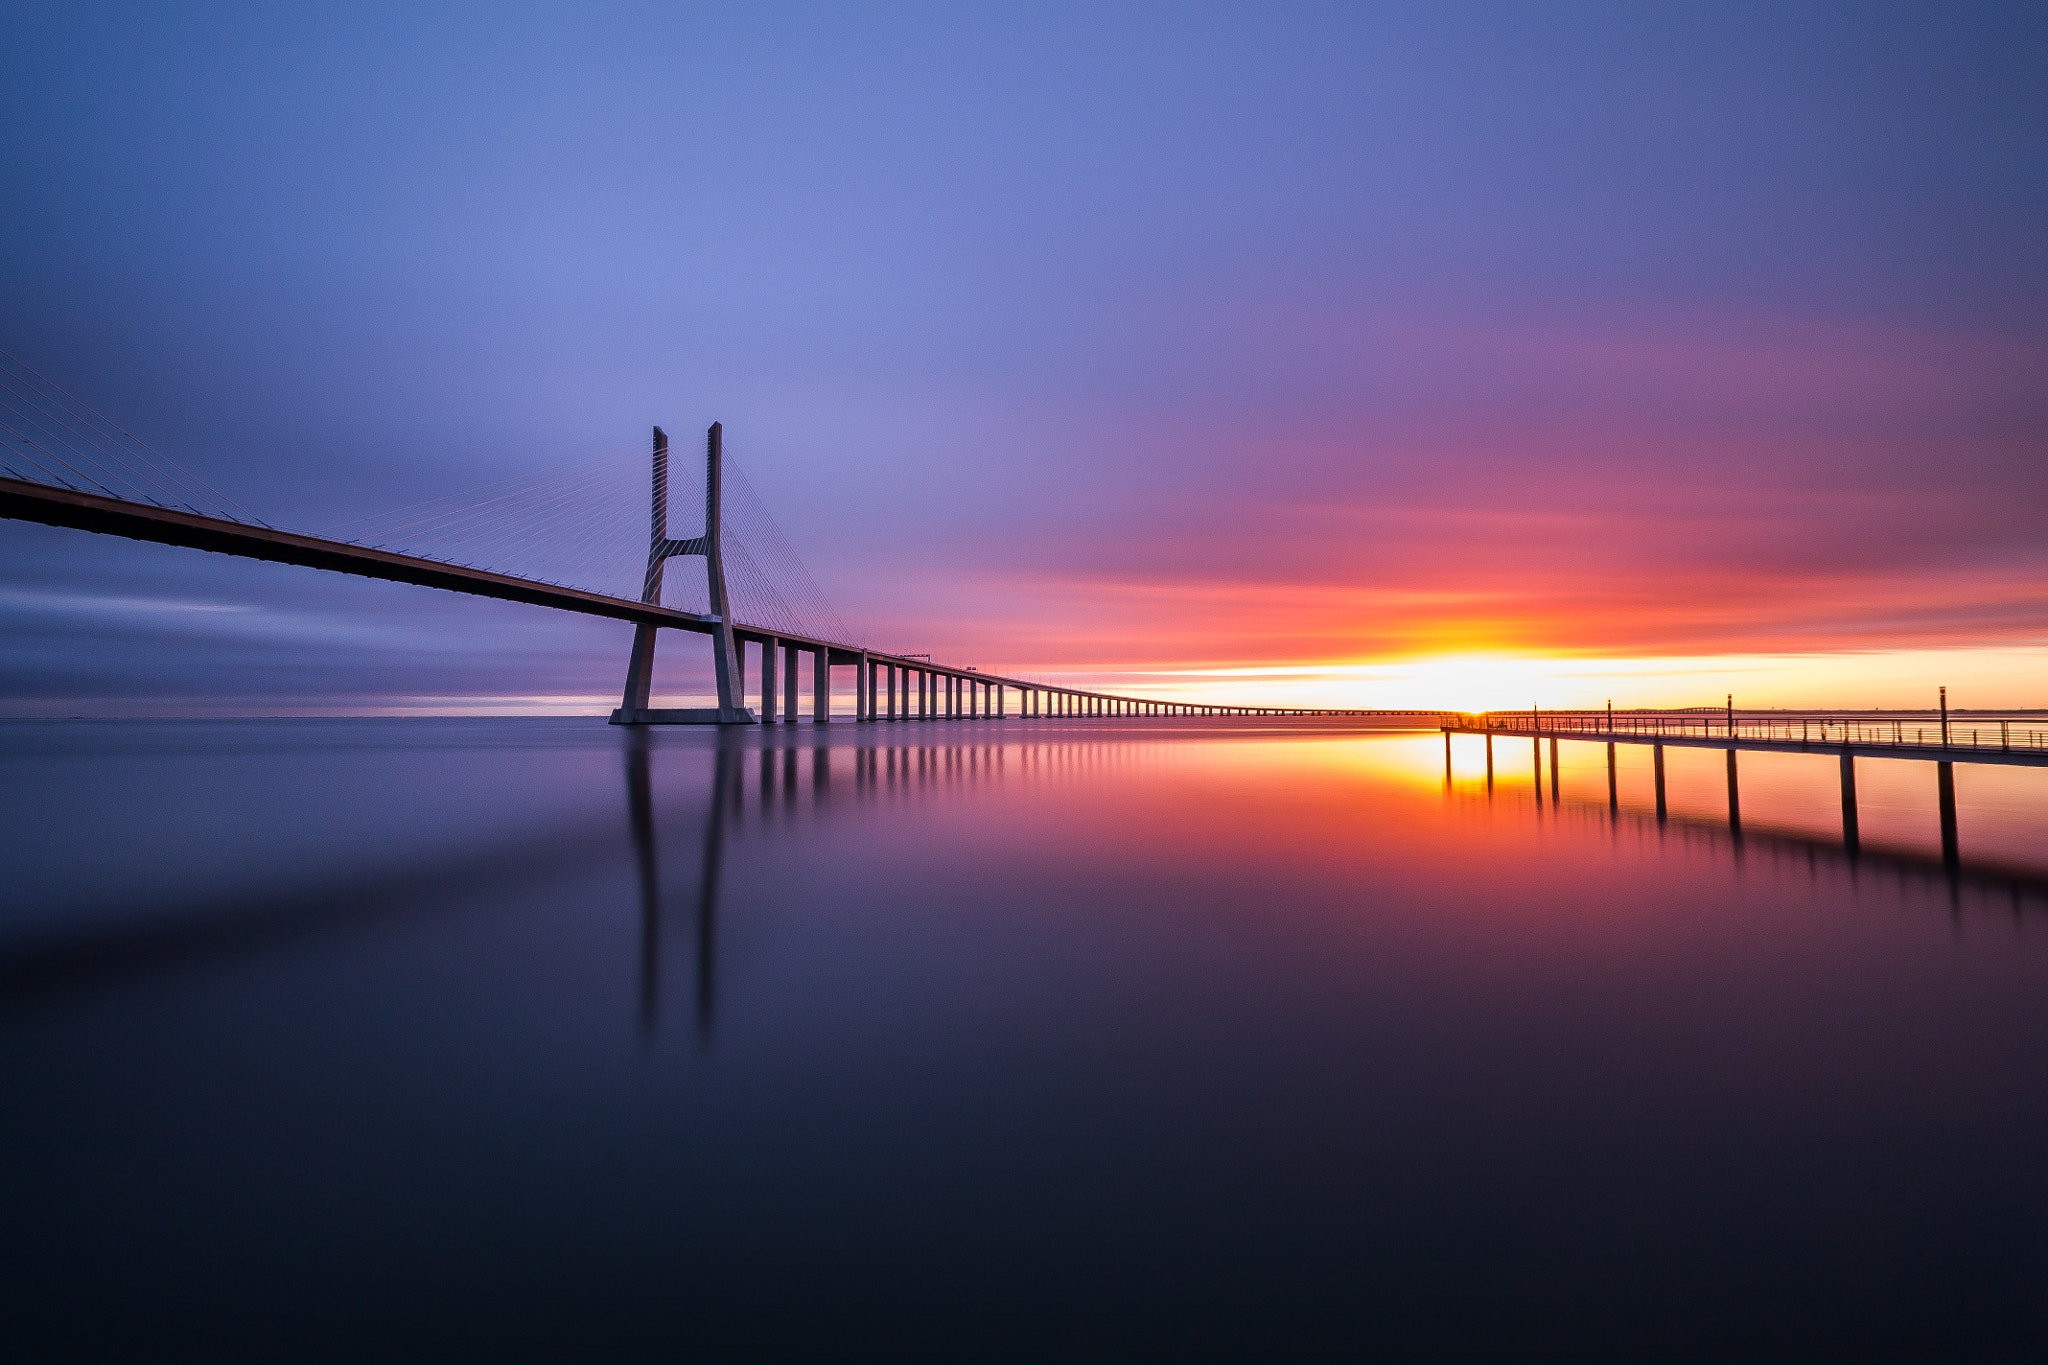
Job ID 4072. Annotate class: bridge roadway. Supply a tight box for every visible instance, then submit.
[1,474,1444,723]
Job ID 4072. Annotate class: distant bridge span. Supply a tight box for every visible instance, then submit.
[0,445,1443,725]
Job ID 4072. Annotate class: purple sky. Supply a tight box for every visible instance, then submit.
[3,2,2044,712]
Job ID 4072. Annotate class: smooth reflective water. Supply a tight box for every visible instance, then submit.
[5,718,2048,1360]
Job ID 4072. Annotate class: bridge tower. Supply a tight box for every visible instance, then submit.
[609,423,754,725]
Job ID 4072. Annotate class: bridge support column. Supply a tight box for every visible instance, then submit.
[813,647,830,722]
[760,637,778,723]
[1606,742,1617,811]
[784,643,799,723]
[1653,744,1667,821]
[620,625,659,714]
[1549,737,1559,803]
[612,424,753,725]
[888,665,898,720]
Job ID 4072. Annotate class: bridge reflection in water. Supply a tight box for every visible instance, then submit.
[1,722,2040,1021]
[626,724,2048,1045]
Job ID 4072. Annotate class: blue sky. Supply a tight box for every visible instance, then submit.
[3,2,2044,711]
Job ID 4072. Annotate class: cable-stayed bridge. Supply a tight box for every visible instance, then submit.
[0,353,1428,722]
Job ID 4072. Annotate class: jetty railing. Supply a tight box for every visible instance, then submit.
[1462,710,2048,757]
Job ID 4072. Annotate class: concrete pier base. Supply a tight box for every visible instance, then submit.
[611,707,758,725]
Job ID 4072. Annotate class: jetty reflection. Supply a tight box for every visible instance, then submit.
[644,729,2048,1044]
[1447,730,2047,919]
[2,726,2040,1014]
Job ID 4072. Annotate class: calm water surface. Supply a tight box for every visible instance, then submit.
[5,717,2048,1360]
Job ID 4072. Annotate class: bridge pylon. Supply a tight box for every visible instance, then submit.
[610,423,755,725]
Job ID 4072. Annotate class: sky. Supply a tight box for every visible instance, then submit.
[2,1,2045,714]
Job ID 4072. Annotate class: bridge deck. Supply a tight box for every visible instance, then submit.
[2,475,1442,716]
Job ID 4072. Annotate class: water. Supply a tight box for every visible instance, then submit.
[5,718,2048,1360]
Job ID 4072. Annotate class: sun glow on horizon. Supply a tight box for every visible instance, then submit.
[1108,644,2048,713]
[1376,653,1563,713]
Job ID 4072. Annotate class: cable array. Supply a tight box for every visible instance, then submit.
[321,439,860,646]
[0,349,862,648]
[320,450,657,603]
[719,458,855,646]
[0,350,264,524]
